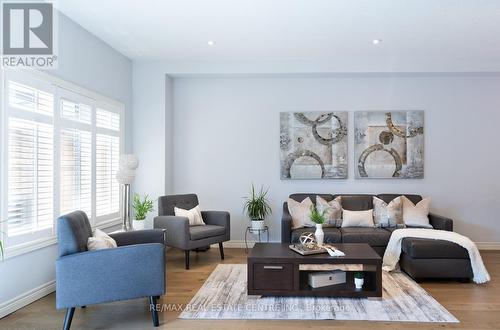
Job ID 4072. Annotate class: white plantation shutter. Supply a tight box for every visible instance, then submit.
[96,108,120,131]
[96,134,120,218]
[60,99,92,124]
[8,81,53,116]
[7,118,54,237]
[60,128,92,216]
[2,70,124,253]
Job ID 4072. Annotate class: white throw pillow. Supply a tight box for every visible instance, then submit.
[316,196,342,227]
[402,196,433,228]
[373,196,405,228]
[174,205,206,226]
[341,209,374,228]
[288,197,314,229]
[87,228,117,251]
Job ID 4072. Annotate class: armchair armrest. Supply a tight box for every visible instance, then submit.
[281,202,292,243]
[154,215,190,249]
[109,229,165,246]
[201,211,230,240]
[429,213,453,231]
[201,211,230,227]
[56,243,165,309]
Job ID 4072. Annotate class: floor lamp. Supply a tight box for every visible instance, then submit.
[116,154,139,231]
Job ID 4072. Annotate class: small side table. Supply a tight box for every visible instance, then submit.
[245,226,269,253]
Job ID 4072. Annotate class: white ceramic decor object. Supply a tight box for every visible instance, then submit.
[315,224,325,245]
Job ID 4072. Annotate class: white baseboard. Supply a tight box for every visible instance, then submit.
[0,280,55,319]
[476,242,500,250]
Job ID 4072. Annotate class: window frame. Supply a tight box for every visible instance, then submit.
[0,68,125,259]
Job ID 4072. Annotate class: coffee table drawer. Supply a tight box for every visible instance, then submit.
[253,263,294,291]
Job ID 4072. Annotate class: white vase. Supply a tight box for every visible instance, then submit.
[314,224,324,245]
[133,219,145,230]
[251,219,265,231]
[354,277,364,289]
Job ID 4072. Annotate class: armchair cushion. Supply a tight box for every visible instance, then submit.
[56,243,165,309]
[190,225,226,240]
[110,229,166,246]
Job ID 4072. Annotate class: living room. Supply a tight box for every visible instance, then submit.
[0,0,499,329]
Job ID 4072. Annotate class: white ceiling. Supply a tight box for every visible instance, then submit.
[55,0,500,72]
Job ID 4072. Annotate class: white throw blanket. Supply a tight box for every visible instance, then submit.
[383,229,490,284]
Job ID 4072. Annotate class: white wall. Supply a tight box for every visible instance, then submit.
[0,12,132,314]
[171,75,500,245]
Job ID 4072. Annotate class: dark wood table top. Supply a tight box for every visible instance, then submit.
[249,243,381,263]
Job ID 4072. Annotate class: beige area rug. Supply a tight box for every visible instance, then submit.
[179,264,458,322]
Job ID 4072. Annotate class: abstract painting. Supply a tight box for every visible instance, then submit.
[354,111,424,179]
[280,112,348,179]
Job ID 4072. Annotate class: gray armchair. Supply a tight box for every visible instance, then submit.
[56,211,166,329]
[154,194,230,269]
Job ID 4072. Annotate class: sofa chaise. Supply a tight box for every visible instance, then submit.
[282,193,473,281]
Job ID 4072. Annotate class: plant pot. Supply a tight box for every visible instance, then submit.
[354,277,364,289]
[314,224,324,245]
[132,219,145,230]
[251,219,265,231]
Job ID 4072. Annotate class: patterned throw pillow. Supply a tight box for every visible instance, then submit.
[288,197,314,229]
[373,196,405,228]
[316,196,342,227]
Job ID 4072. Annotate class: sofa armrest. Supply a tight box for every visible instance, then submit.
[56,243,165,309]
[281,202,292,243]
[429,213,453,231]
[154,215,190,249]
[109,229,165,246]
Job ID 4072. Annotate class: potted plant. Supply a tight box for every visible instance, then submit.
[309,205,326,245]
[354,271,364,289]
[132,194,154,230]
[243,184,272,231]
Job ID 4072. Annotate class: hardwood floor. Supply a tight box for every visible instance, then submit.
[0,248,499,329]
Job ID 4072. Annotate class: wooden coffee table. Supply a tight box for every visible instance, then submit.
[247,243,382,298]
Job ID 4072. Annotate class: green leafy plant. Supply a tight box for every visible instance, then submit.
[354,271,364,279]
[243,184,272,221]
[309,205,325,225]
[132,194,154,221]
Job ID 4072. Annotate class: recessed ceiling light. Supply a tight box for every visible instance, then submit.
[207,40,216,46]
[372,39,382,45]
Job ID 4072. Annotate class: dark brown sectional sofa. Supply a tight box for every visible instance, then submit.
[281,193,473,281]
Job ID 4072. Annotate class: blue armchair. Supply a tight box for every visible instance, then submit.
[56,211,166,329]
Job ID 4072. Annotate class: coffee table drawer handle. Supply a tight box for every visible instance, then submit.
[263,265,284,270]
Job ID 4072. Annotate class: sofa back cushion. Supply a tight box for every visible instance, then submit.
[333,194,374,211]
[377,194,422,205]
[289,193,333,204]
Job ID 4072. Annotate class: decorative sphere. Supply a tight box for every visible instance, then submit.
[119,154,139,170]
[299,232,317,247]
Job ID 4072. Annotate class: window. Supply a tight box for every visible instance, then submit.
[1,70,125,253]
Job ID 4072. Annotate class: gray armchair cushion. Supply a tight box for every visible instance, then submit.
[291,227,342,244]
[190,225,226,240]
[109,229,165,246]
[57,211,92,257]
[158,194,199,216]
[340,227,391,246]
[56,243,165,309]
